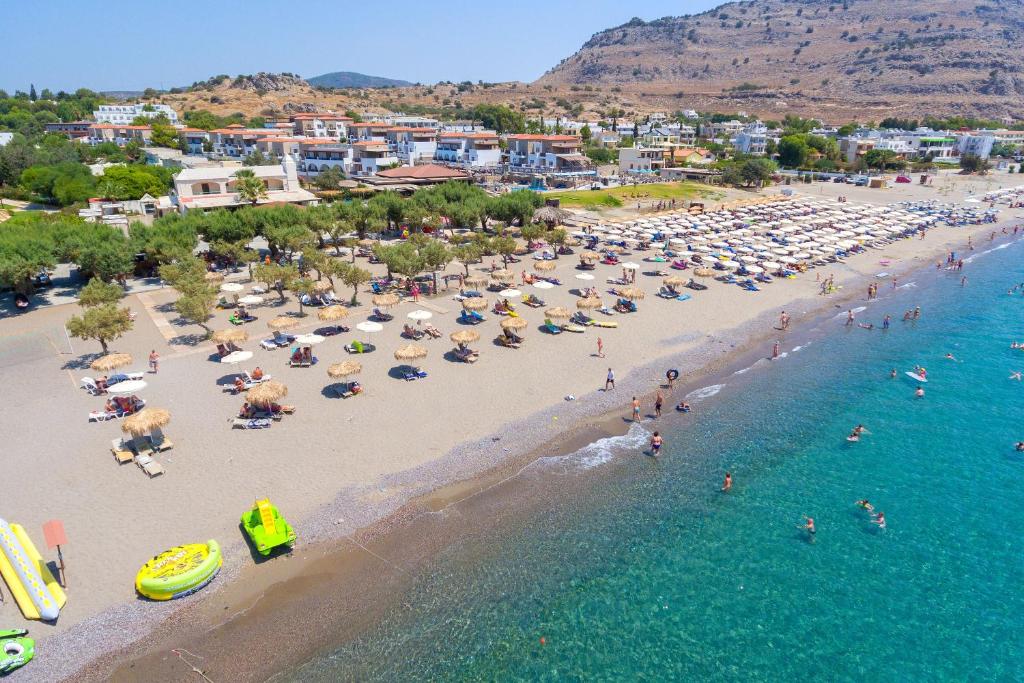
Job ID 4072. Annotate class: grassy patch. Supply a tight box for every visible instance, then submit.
[547,182,715,210]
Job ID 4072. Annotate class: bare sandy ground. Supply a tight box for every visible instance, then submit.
[1,174,1020,681]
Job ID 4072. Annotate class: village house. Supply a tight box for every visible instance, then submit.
[347,123,393,142]
[44,121,93,139]
[178,127,211,155]
[618,146,666,174]
[171,157,316,213]
[209,125,269,158]
[93,103,179,125]
[434,132,501,167]
[350,140,400,176]
[294,139,353,178]
[86,123,152,146]
[733,122,768,155]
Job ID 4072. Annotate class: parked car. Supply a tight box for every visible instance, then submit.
[895,175,912,183]
[854,176,870,186]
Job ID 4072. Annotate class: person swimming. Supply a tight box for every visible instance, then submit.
[856,499,875,512]
[871,511,887,529]
[722,472,732,492]
[1016,442,1024,452]
[1010,371,1022,381]
[915,386,925,398]
[890,368,897,379]
[945,353,956,361]
[799,516,816,537]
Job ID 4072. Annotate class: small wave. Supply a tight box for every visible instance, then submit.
[687,383,725,400]
[896,282,917,289]
[733,366,752,375]
[791,344,805,352]
[536,424,650,471]
[775,352,789,360]
[835,306,867,319]
[964,241,1013,264]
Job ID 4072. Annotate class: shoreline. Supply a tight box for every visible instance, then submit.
[60,217,1020,683]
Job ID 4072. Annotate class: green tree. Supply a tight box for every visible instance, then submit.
[580,124,592,144]
[66,303,133,353]
[417,239,451,293]
[290,277,317,316]
[78,277,123,307]
[451,243,482,276]
[864,148,897,171]
[492,236,517,266]
[313,165,345,190]
[233,169,267,205]
[341,264,372,305]
[959,153,990,174]
[547,228,568,257]
[369,191,406,230]
[174,286,218,334]
[777,135,809,168]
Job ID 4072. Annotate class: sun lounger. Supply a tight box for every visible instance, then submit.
[333,381,363,398]
[272,331,296,346]
[314,325,349,337]
[423,324,442,338]
[521,295,545,308]
[81,377,105,395]
[111,438,134,464]
[560,322,586,333]
[372,308,394,322]
[402,324,425,340]
[403,367,429,381]
[458,310,485,325]
[149,427,174,452]
[135,454,164,478]
[231,417,273,429]
[542,318,563,335]
[497,334,521,349]
[453,346,480,363]
[345,341,376,354]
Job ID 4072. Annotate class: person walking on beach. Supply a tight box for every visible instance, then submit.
[845,310,855,326]
[632,396,641,422]
[772,341,780,359]
[780,310,790,330]
[605,368,615,391]
[597,336,604,358]
[148,349,159,374]
[722,472,732,492]
[654,390,664,417]
[650,431,663,457]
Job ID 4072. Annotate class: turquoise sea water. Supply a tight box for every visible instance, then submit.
[291,238,1024,682]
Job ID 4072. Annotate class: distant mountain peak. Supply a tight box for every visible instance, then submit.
[307,71,413,89]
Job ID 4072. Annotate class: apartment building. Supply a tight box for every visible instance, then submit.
[86,123,152,146]
[348,123,393,142]
[386,127,437,164]
[209,125,269,158]
[94,103,178,125]
[178,128,211,155]
[387,116,439,130]
[350,141,400,176]
[290,113,352,140]
[434,132,501,167]
[505,134,590,173]
[733,122,768,155]
[295,139,353,178]
[44,121,92,139]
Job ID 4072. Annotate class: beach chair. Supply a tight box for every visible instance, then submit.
[335,381,362,398]
[80,377,105,395]
[272,331,295,347]
[497,333,521,349]
[372,308,394,322]
[423,323,442,338]
[402,367,428,381]
[89,409,115,422]
[259,339,278,351]
[657,287,679,299]
[135,454,165,478]
[560,322,586,333]
[457,310,483,325]
[314,325,349,337]
[149,427,174,452]
[542,319,563,335]
[402,324,425,340]
[453,346,479,363]
[110,438,134,464]
[571,312,594,326]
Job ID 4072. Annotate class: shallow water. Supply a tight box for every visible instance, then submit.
[288,238,1024,681]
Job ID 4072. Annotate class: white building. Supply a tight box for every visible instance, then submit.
[171,157,316,213]
[350,141,400,176]
[387,116,439,130]
[434,132,501,167]
[733,122,768,155]
[956,133,995,159]
[295,139,353,178]
[619,146,665,174]
[94,103,179,125]
[0,132,13,147]
[386,127,438,164]
[505,134,591,174]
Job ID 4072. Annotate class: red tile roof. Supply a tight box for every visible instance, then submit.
[375,164,470,180]
[506,134,579,142]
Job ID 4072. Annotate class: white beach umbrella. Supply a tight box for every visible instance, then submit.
[220,282,244,293]
[407,309,433,321]
[237,295,264,305]
[294,333,326,346]
[575,273,595,281]
[220,350,254,364]
[107,379,148,394]
[621,262,640,270]
[499,288,522,298]
[761,260,781,270]
[744,265,764,274]
[533,281,555,290]
[356,321,384,334]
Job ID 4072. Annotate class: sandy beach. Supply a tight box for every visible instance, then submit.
[2,171,1021,682]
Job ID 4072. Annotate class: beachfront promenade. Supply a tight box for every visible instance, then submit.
[2,182,1021,681]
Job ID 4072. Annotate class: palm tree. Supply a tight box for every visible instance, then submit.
[234,169,268,206]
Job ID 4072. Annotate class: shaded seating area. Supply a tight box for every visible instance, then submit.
[89,395,146,422]
[327,361,363,398]
[345,340,377,354]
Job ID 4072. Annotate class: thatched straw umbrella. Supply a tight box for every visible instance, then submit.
[211,328,248,344]
[372,293,400,309]
[501,317,528,331]
[91,353,133,372]
[461,296,488,311]
[533,205,572,226]
[394,343,428,361]
[580,251,600,262]
[318,305,349,321]
[620,287,646,300]
[327,360,362,378]
[605,245,624,254]
[247,380,288,406]
[693,267,714,278]
[358,239,377,248]
[464,275,488,288]
[204,271,225,283]
[576,297,603,310]
[534,260,556,271]
[313,280,334,293]
[491,269,515,283]
[545,306,572,319]
[450,329,480,344]
[122,407,170,436]
[664,275,686,287]
[268,316,301,331]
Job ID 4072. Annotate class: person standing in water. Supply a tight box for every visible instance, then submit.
[799,516,816,539]
[883,315,891,330]
[846,310,855,326]
[654,390,664,418]
[650,431,663,457]
[722,472,733,492]
[632,396,641,422]
[772,341,780,359]
[871,511,887,529]
[915,386,925,398]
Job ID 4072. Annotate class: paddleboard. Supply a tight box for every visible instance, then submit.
[905,372,928,383]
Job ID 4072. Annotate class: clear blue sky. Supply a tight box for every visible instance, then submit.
[1,1,720,93]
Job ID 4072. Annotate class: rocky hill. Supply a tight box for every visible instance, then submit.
[538,0,1024,118]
